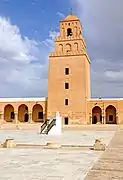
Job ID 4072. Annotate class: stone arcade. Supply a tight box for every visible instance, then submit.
[0,13,123,125]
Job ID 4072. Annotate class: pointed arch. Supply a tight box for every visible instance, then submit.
[92,106,102,124]
[32,104,43,122]
[66,43,71,52]
[18,104,29,122]
[105,105,116,124]
[4,104,14,122]
[59,44,63,53]
[74,42,78,51]
[67,28,72,36]
[75,26,77,36]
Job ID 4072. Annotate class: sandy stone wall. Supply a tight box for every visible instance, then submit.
[0,98,47,123]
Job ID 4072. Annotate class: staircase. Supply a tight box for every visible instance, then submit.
[40,118,56,134]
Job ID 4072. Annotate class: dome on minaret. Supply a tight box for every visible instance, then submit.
[64,14,79,21]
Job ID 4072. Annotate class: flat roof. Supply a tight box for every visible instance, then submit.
[87,98,123,101]
[0,97,47,102]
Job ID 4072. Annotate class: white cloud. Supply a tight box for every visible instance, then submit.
[0,16,58,97]
[0,17,38,62]
[72,0,123,97]
[56,12,65,19]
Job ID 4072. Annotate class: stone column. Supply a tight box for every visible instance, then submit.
[0,113,4,124]
[116,111,118,124]
[102,116,103,124]
[29,112,32,123]
[90,116,92,124]
[14,113,18,124]
[102,103,105,124]
[103,112,106,124]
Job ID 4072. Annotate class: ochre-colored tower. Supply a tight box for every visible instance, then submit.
[47,14,91,125]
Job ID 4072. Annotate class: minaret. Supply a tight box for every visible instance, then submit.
[47,13,91,125]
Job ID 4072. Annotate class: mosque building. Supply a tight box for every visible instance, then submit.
[0,13,123,125]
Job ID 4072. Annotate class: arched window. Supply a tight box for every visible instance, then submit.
[66,43,71,52]
[59,44,63,53]
[75,27,77,36]
[74,43,78,51]
[67,28,72,36]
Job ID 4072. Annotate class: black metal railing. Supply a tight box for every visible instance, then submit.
[45,119,56,134]
[40,121,47,134]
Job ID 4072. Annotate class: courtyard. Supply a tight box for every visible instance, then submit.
[0,124,117,180]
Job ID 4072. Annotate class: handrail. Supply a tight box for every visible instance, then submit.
[45,119,56,134]
[40,121,47,134]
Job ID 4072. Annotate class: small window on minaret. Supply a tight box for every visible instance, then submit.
[65,99,69,105]
[65,82,69,89]
[65,68,69,75]
[67,28,72,36]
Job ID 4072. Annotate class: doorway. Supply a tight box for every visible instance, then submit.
[24,113,29,122]
[64,117,68,125]
[92,106,102,124]
[93,116,97,124]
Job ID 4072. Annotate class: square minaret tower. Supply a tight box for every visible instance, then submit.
[47,14,91,125]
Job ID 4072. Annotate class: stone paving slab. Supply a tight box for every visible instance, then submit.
[84,128,123,180]
[0,130,116,180]
[101,149,123,161]
[84,170,123,180]
[0,130,115,146]
[0,130,115,180]
[0,148,101,180]
[92,159,123,171]
[0,123,120,132]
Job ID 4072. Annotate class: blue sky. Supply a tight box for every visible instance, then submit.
[0,0,123,98]
[0,0,70,40]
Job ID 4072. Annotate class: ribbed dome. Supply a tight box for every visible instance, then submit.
[64,14,79,21]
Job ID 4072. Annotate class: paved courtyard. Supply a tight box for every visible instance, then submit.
[85,126,123,180]
[0,128,115,180]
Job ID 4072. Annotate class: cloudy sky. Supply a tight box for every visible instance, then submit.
[0,0,123,98]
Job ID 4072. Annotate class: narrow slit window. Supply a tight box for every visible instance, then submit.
[65,68,69,75]
[65,82,69,89]
[65,99,69,105]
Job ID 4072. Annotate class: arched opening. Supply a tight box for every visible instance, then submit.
[75,26,77,36]
[66,43,71,52]
[32,104,43,122]
[74,42,78,51]
[59,44,63,53]
[4,104,14,122]
[18,104,29,122]
[92,106,102,124]
[106,105,116,124]
[67,28,72,36]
